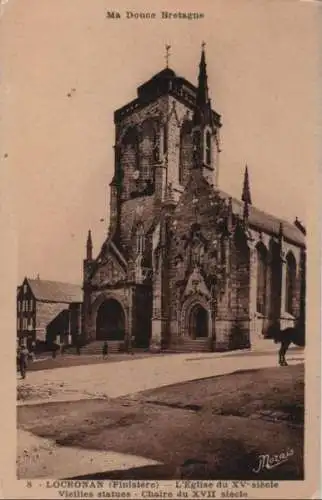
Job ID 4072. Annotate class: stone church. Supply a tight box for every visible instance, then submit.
[82,46,306,352]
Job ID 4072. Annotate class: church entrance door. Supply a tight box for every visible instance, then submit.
[189,304,208,339]
[96,299,125,341]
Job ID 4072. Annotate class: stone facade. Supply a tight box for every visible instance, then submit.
[83,48,306,352]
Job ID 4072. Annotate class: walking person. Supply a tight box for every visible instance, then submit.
[102,341,108,359]
[18,345,29,379]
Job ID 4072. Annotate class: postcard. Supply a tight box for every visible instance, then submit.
[0,0,320,498]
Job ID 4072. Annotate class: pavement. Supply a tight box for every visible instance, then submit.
[17,346,305,479]
[17,346,304,406]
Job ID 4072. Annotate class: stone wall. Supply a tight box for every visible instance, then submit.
[35,302,70,342]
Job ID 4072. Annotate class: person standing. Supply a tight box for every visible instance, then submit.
[19,345,29,379]
[102,341,108,359]
[129,335,135,355]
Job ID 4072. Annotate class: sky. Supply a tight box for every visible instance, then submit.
[0,0,320,285]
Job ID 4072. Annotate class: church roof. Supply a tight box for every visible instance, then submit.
[174,171,305,248]
[25,278,82,303]
[219,189,305,246]
[150,67,177,80]
[114,65,221,127]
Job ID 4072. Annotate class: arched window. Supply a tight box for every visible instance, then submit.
[136,224,145,255]
[205,130,212,166]
[141,119,158,181]
[193,129,202,165]
[120,126,140,198]
[179,120,193,185]
[163,124,168,155]
[256,244,268,315]
[285,252,296,315]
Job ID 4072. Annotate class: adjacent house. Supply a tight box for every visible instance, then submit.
[17,277,83,349]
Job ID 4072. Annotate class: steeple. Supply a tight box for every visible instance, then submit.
[196,41,209,108]
[193,42,213,128]
[241,165,252,205]
[86,230,93,261]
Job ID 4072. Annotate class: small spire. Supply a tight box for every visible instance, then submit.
[165,44,171,68]
[241,165,252,205]
[86,230,93,260]
[196,42,209,107]
[279,222,284,238]
[193,42,213,129]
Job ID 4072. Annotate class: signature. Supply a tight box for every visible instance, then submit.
[252,448,294,473]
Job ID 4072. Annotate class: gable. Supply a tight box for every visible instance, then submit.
[92,254,126,287]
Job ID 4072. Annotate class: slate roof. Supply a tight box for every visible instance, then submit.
[219,189,305,247]
[26,279,82,303]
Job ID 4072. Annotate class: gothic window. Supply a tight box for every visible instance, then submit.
[121,127,140,197]
[136,224,145,255]
[192,241,205,266]
[205,130,212,166]
[285,252,296,315]
[179,120,193,185]
[256,244,268,315]
[193,129,201,164]
[163,123,168,155]
[135,255,143,281]
[141,119,158,181]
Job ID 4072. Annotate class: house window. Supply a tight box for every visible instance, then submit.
[285,252,297,315]
[205,130,212,165]
[23,284,27,295]
[136,224,145,255]
[256,244,268,315]
[29,299,33,312]
[17,301,21,313]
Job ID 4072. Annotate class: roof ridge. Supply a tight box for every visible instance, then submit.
[27,278,81,287]
[217,188,304,229]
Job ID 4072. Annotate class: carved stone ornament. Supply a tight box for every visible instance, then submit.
[183,267,211,300]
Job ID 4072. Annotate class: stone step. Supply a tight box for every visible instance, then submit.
[76,341,125,355]
[170,338,212,352]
